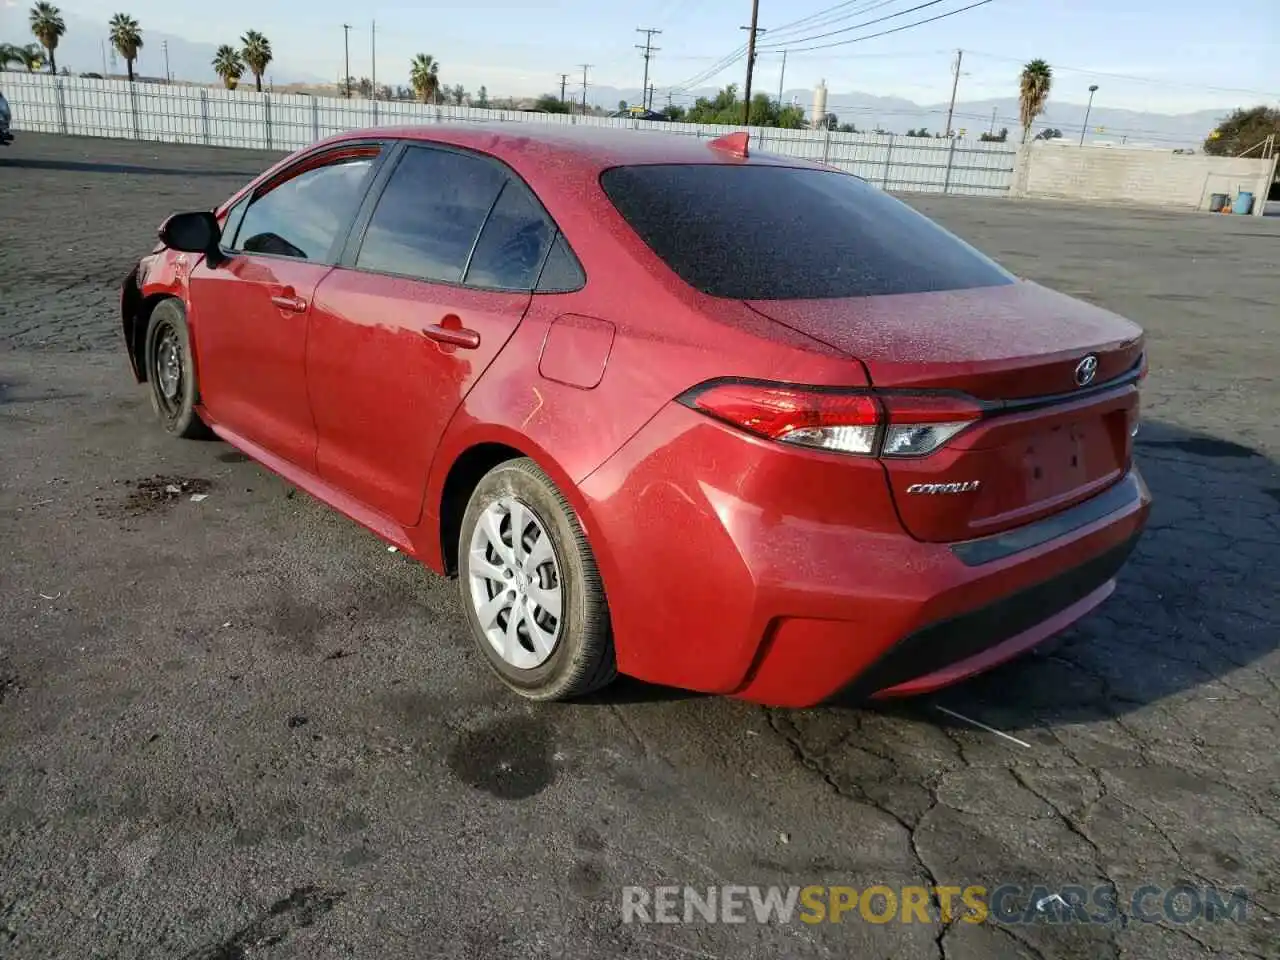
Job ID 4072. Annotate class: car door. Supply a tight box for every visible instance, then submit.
[189,145,382,468]
[306,143,558,526]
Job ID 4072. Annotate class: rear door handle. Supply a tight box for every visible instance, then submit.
[423,323,481,350]
[270,294,307,312]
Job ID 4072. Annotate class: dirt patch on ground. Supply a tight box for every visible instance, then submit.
[96,475,212,518]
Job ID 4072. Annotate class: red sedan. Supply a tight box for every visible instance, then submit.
[120,125,1150,708]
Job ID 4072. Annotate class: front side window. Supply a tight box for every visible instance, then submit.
[219,195,250,249]
[356,146,507,284]
[234,156,376,261]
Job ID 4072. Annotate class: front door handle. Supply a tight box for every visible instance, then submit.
[423,322,481,350]
[270,294,307,312]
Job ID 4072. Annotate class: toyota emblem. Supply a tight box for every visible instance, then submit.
[1074,355,1098,387]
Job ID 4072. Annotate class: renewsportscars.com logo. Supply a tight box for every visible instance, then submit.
[621,884,1250,927]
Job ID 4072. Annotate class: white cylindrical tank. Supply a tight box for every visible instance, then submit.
[812,80,828,126]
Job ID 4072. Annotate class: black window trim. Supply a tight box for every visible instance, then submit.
[222,139,391,266]
[339,139,587,295]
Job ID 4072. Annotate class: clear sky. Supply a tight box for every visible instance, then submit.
[3,0,1278,113]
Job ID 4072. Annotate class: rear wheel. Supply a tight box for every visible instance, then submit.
[144,299,212,439]
[458,458,616,701]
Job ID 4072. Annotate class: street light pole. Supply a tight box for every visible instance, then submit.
[342,24,352,98]
[1080,84,1098,146]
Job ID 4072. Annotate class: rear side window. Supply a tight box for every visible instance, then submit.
[234,157,375,261]
[464,181,555,290]
[356,146,506,284]
[535,234,586,293]
[599,165,1014,300]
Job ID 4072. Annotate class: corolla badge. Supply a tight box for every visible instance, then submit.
[906,481,981,494]
[1074,354,1099,387]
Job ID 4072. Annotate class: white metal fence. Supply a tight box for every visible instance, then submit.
[2,71,1017,195]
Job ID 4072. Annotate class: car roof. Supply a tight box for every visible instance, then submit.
[323,123,812,172]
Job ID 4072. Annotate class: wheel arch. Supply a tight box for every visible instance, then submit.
[430,426,615,593]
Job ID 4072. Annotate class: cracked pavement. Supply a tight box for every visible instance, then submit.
[1,134,1278,959]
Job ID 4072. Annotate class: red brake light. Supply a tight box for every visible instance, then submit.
[685,383,881,455]
[680,381,984,458]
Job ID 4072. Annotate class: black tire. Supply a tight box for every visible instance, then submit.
[144,299,212,440]
[458,458,616,701]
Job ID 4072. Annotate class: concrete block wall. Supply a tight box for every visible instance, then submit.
[1014,142,1277,215]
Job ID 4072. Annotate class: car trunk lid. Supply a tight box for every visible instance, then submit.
[748,282,1145,542]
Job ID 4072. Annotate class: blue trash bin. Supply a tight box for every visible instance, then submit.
[1232,191,1254,215]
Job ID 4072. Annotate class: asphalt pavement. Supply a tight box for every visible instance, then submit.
[1,133,1278,959]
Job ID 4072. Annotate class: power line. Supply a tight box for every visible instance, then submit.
[759,0,965,49]
[771,0,998,54]
[668,44,747,93]
[963,50,1280,99]
[664,0,892,96]
[764,0,915,44]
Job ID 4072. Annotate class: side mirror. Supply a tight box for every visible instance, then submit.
[158,211,224,265]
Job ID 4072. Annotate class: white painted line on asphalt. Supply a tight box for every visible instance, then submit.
[935,705,1033,748]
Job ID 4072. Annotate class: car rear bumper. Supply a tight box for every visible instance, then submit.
[578,403,1151,708]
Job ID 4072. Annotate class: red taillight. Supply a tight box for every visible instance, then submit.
[680,381,983,457]
[686,382,881,455]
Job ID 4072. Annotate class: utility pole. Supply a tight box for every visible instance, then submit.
[371,21,376,99]
[740,0,764,125]
[944,48,962,137]
[163,39,171,82]
[342,24,352,98]
[636,28,661,109]
[647,83,655,111]
[740,0,763,125]
[559,73,570,105]
[989,105,997,135]
[100,40,107,78]
[777,49,787,104]
[579,63,592,114]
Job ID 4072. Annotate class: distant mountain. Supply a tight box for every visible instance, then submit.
[589,84,1233,149]
[6,11,324,85]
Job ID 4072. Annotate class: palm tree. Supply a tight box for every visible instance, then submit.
[408,53,440,105]
[241,30,272,93]
[18,43,45,72]
[29,2,66,75]
[1018,59,1053,144]
[0,43,23,69]
[212,45,244,89]
[108,13,143,82]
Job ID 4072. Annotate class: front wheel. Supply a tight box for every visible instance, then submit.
[144,299,212,439]
[458,458,616,701]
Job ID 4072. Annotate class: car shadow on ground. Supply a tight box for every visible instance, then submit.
[597,420,1279,728]
[863,418,1279,731]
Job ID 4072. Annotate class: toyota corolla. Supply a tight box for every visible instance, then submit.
[119,125,1150,708]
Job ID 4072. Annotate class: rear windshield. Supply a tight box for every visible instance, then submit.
[599,164,1014,300]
